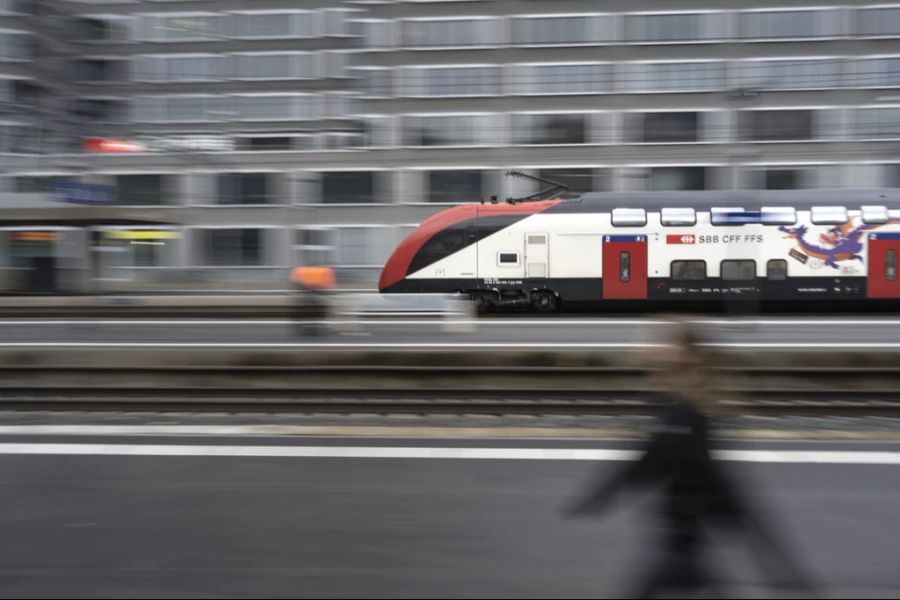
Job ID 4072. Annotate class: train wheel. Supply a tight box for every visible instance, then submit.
[531,290,558,313]
[471,294,495,313]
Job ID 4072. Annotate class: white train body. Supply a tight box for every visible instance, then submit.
[379,191,900,308]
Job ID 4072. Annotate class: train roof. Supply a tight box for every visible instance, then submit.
[571,189,900,211]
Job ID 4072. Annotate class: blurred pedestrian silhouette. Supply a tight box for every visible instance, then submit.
[291,265,335,336]
[565,320,815,598]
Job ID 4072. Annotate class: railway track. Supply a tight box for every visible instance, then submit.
[0,385,896,416]
[0,364,896,415]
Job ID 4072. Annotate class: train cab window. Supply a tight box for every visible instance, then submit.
[811,206,848,225]
[620,251,631,282]
[721,259,756,281]
[767,259,788,281]
[498,252,519,266]
[612,208,647,227]
[671,260,706,280]
[863,205,889,224]
[887,249,897,281]
[761,206,796,225]
[408,222,471,273]
[661,208,696,227]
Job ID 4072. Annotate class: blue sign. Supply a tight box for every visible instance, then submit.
[870,233,900,240]
[50,180,114,205]
[603,235,646,243]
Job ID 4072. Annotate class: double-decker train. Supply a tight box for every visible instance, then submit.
[378,190,900,311]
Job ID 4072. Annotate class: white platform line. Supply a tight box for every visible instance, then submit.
[0,443,896,464]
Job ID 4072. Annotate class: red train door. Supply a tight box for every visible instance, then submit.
[603,235,648,300]
[868,232,900,299]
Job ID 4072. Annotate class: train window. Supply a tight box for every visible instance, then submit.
[767,259,788,280]
[760,206,796,225]
[711,207,758,226]
[721,259,756,281]
[408,222,471,274]
[862,205,889,224]
[671,260,706,280]
[661,208,696,226]
[612,208,647,227]
[887,249,896,281]
[811,206,848,225]
[498,251,519,266]
[620,251,630,282]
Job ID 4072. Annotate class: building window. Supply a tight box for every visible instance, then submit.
[740,59,841,90]
[404,66,501,97]
[321,9,352,37]
[740,110,815,141]
[74,99,124,123]
[235,94,314,121]
[295,228,334,267]
[767,259,788,281]
[629,112,700,143]
[204,229,262,267]
[886,164,900,187]
[135,55,221,83]
[514,63,612,95]
[511,114,587,145]
[356,68,393,97]
[671,260,706,280]
[857,107,900,139]
[628,62,724,92]
[648,167,707,191]
[403,115,487,147]
[739,10,838,39]
[0,31,30,60]
[537,169,596,194]
[133,95,221,123]
[138,14,228,42]
[362,20,392,48]
[721,260,757,281]
[856,57,900,87]
[512,15,610,45]
[762,169,803,190]
[860,7,900,37]
[427,170,483,203]
[295,227,393,282]
[402,19,497,47]
[233,12,295,39]
[217,173,275,205]
[235,137,294,151]
[12,176,65,194]
[625,13,711,43]
[321,172,375,204]
[116,175,167,206]
[70,58,128,83]
[233,53,311,80]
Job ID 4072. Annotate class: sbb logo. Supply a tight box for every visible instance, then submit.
[666,234,696,245]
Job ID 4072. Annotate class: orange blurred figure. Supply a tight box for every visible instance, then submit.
[291,266,336,291]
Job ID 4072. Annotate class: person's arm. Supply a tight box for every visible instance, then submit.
[563,430,670,516]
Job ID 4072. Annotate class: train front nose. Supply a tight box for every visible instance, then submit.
[379,230,423,293]
[378,249,405,293]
